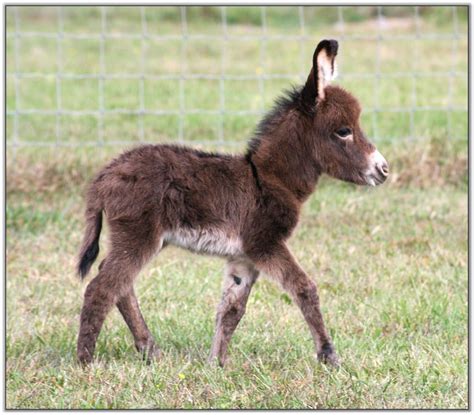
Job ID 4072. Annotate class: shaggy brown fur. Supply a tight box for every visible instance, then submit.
[76,39,388,367]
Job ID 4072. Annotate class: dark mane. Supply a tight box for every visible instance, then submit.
[246,85,311,157]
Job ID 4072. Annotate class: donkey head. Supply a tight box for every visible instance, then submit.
[302,40,388,186]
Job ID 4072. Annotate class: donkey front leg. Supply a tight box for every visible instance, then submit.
[252,244,339,366]
[209,258,259,367]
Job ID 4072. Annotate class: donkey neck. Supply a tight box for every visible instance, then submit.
[250,115,321,202]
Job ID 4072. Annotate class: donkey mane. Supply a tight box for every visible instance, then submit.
[246,85,312,157]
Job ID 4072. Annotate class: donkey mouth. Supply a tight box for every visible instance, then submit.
[364,172,387,186]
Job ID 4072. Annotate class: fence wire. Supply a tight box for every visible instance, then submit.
[6,6,468,151]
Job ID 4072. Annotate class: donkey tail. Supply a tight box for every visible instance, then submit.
[77,185,103,279]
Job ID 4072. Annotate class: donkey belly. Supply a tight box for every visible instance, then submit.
[163,227,243,257]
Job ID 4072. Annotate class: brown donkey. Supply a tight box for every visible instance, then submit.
[76,40,388,367]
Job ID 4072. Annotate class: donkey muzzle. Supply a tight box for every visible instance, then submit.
[365,149,389,186]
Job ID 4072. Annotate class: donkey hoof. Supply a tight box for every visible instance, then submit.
[208,354,226,368]
[319,351,340,367]
[145,347,162,364]
[137,342,161,364]
[317,343,340,367]
[77,349,94,366]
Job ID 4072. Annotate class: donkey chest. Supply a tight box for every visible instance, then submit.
[163,227,243,257]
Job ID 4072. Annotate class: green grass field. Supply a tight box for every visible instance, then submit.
[6,6,468,409]
[6,6,468,146]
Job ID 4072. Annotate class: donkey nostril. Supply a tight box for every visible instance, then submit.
[377,162,389,177]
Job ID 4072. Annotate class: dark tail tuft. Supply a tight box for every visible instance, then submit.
[77,209,103,279]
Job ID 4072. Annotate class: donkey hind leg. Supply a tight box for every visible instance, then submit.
[209,258,259,367]
[117,288,161,363]
[252,244,339,366]
[77,221,161,365]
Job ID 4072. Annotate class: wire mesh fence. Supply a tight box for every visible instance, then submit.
[6,6,468,152]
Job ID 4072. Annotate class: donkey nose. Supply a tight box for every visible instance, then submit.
[371,150,388,178]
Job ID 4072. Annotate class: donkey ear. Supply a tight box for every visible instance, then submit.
[304,39,338,103]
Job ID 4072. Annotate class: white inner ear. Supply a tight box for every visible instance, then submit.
[316,49,337,100]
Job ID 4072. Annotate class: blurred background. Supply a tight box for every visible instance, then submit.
[6,6,468,409]
[6,6,468,151]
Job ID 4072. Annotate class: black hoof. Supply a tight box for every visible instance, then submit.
[317,342,340,367]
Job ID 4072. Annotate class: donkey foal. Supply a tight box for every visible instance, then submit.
[76,39,388,367]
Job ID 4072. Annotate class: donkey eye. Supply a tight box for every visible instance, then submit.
[335,127,352,138]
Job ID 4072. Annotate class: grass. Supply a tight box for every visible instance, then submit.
[6,6,468,410]
[6,6,468,145]
[6,138,468,409]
